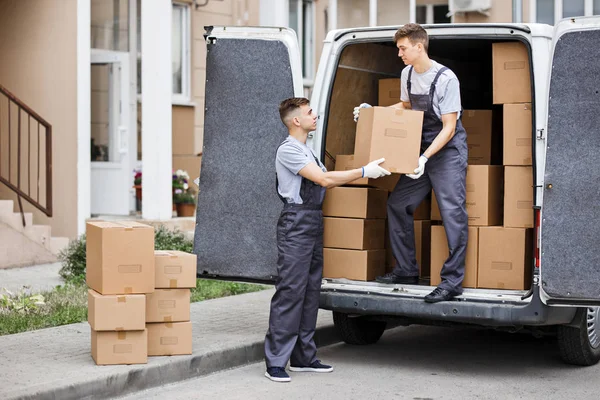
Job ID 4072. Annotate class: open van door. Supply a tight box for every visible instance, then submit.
[194,27,304,282]
[540,17,600,306]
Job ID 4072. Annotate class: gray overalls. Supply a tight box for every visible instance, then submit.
[387,66,469,293]
[265,141,326,368]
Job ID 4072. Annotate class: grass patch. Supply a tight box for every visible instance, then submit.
[0,279,269,336]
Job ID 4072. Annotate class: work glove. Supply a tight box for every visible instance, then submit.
[353,103,372,122]
[406,155,428,180]
[362,158,391,179]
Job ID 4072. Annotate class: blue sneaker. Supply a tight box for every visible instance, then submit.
[265,367,291,382]
[289,360,334,373]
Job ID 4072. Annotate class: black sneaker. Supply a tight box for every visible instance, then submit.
[375,272,419,285]
[265,367,291,382]
[424,287,459,303]
[289,360,334,373]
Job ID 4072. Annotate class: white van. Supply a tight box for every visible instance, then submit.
[195,19,600,366]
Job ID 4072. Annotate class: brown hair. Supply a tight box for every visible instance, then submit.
[278,97,310,126]
[394,23,429,52]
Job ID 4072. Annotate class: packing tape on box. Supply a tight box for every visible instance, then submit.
[165,322,173,328]
[115,326,124,331]
[118,331,127,340]
[117,296,126,303]
[124,287,133,294]
[163,316,173,322]
[169,279,178,288]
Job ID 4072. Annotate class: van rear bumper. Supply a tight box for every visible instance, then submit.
[319,286,577,327]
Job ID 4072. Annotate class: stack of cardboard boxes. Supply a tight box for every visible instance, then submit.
[86,221,196,365]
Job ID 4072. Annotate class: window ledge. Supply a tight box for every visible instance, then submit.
[172,98,196,107]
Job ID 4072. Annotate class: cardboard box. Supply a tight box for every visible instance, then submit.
[431,191,441,221]
[146,289,191,323]
[86,221,155,295]
[493,42,531,104]
[477,227,533,290]
[91,329,148,365]
[323,187,387,219]
[354,107,423,174]
[147,321,192,356]
[414,196,431,220]
[503,103,532,166]
[462,110,493,165]
[88,289,146,331]
[335,154,401,192]
[323,218,385,250]
[466,166,503,226]
[430,226,478,288]
[323,248,386,281]
[504,167,533,228]
[154,250,197,289]
[378,78,401,107]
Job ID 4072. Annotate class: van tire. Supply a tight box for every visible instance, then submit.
[557,308,600,366]
[333,312,386,345]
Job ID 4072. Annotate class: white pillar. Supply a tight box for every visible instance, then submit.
[259,0,288,26]
[77,0,91,235]
[328,0,337,31]
[585,0,593,16]
[554,0,562,24]
[369,0,377,27]
[141,0,172,220]
[409,0,416,23]
[529,0,537,23]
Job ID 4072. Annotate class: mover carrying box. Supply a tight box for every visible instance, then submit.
[503,103,532,166]
[353,107,423,174]
[323,217,385,250]
[477,227,533,290]
[154,250,197,288]
[86,221,155,295]
[430,226,479,288]
[146,289,191,323]
[462,110,493,165]
[466,165,504,226]
[91,329,148,365]
[335,154,400,192]
[378,78,401,107]
[493,42,531,104]
[147,321,192,356]
[323,187,387,219]
[504,166,534,228]
[88,289,146,331]
[323,248,385,281]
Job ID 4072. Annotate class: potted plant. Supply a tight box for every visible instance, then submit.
[133,169,142,201]
[173,170,196,217]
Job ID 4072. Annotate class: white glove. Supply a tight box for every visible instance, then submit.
[353,103,372,122]
[406,155,428,180]
[362,158,391,179]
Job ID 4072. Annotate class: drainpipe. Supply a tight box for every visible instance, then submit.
[513,0,523,23]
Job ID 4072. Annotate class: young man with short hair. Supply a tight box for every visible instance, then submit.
[265,97,390,382]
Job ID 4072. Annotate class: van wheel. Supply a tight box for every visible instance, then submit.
[557,307,600,366]
[333,312,386,345]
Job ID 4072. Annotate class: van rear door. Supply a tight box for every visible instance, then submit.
[540,17,600,305]
[194,27,304,282]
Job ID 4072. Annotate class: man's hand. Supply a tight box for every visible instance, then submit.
[362,158,391,179]
[406,155,428,180]
[353,103,372,122]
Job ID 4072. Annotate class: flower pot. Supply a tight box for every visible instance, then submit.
[134,185,142,201]
[176,203,195,217]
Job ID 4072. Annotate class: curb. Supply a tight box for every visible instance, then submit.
[13,325,340,400]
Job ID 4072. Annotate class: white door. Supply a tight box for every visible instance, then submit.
[90,50,131,215]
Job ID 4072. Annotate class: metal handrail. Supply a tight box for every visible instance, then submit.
[0,84,52,224]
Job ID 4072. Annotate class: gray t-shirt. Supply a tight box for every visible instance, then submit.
[400,60,462,120]
[276,136,326,204]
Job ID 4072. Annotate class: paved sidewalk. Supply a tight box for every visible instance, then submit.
[0,288,338,400]
[0,262,63,293]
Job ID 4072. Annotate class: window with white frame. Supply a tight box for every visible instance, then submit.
[536,0,600,25]
[289,0,315,86]
[136,1,191,102]
[416,4,451,24]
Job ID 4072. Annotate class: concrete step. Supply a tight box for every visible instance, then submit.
[49,237,69,256]
[0,200,14,216]
[24,224,51,249]
[0,211,33,231]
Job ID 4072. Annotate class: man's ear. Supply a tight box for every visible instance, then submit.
[292,115,301,127]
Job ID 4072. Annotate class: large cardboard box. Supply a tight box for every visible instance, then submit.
[504,167,534,228]
[462,110,493,165]
[430,226,478,288]
[88,289,146,331]
[323,187,387,219]
[335,154,400,192]
[323,248,386,281]
[323,218,385,250]
[466,165,503,226]
[354,107,423,174]
[146,289,191,323]
[86,221,155,295]
[493,42,531,104]
[378,78,401,107]
[154,250,197,289]
[503,103,532,166]
[384,220,430,277]
[147,321,192,356]
[91,329,148,365]
[477,227,533,290]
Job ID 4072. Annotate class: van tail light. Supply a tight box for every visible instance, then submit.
[534,208,541,268]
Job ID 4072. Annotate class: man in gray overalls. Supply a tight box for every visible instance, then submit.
[355,23,468,303]
[265,98,390,382]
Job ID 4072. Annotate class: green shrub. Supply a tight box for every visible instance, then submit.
[58,225,194,283]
